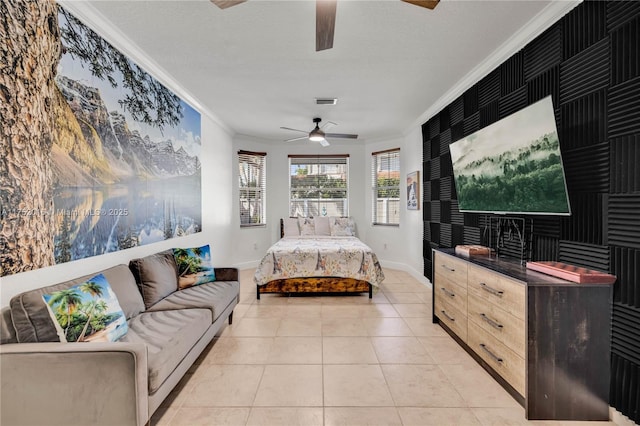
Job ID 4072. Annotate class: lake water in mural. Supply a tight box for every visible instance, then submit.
[54,176,201,262]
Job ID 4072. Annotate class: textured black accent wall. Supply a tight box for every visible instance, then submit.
[421,2,640,422]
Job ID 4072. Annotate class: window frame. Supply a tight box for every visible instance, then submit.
[238,150,267,228]
[372,148,401,226]
[288,154,350,218]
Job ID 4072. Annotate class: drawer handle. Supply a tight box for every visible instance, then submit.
[479,343,503,363]
[440,287,455,298]
[480,282,504,297]
[440,310,455,322]
[441,264,455,272]
[480,313,503,330]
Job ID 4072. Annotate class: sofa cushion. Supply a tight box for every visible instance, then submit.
[42,273,128,343]
[120,308,211,393]
[146,280,239,322]
[0,307,17,344]
[173,244,216,290]
[9,265,144,343]
[129,250,179,309]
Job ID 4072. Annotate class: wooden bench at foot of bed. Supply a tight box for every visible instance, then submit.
[257,277,372,299]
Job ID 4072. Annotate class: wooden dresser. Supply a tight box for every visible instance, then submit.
[432,248,613,421]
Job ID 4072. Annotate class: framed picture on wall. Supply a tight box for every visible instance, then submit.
[407,171,420,210]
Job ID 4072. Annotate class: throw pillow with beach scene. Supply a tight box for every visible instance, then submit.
[42,274,128,343]
[173,244,216,289]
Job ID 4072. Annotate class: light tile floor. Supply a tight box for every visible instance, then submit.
[151,268,617,426]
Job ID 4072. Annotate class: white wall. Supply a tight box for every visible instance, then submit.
[364,131,428,285]
[230,133,429,285]
[231,136,369,268]
[0,109,235,308]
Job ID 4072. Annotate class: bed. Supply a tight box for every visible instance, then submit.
[253,217,385,299]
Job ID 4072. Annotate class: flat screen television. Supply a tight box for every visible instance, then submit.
[449,96,571,215]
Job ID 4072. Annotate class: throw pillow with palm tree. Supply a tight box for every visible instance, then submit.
[173,244,216,289]
[42,274,128,342]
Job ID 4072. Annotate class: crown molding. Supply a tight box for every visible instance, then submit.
[406,0,582,134]
[57,0,234,136]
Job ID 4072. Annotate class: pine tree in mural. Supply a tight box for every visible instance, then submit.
[57,7,182,131]
[0,0,61,275]
[0,2,188,275]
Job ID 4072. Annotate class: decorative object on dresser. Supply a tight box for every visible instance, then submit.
[253,218,385,299]
[526,261,617,284]
[454,244,491,257]
[432,248,614,421]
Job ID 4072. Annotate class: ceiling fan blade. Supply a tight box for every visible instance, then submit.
[285,136,309,142]
[210,0,247,9]
[325,133,358,139]
[320,121,337,130]
[316,0,337,51]
[401,0,439,10]
[280,126,309,133]
[319,139,330,147]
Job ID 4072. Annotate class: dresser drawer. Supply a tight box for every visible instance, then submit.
[468,320,525,396]
[434,252,468,287]
[468,265,525,320]
[468,294,525,358]
[434,275,467,313]
[435,292,467,342]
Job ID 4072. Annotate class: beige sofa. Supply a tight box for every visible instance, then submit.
[0,250,240,426]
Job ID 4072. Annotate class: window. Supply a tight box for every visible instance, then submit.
[289,155,349,217]
[372,148,400,225]
[238,150,266,227]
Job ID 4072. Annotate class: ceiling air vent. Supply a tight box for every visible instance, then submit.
[315,98,337,105]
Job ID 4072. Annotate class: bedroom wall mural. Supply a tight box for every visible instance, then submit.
[0,2,201,277]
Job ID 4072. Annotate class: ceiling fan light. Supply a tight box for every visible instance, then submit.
[309,127,326,141]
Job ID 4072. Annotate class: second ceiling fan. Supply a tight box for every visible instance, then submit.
[210,0,439,51]
[281,118,358,147]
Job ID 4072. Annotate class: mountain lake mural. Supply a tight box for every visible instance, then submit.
[0,3,201,276]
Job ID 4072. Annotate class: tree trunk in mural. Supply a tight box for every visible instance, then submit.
[0,0,61,275]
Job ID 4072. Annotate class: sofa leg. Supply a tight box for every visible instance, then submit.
[369,284,373,299]
[228,311,234,325]
[256,285,261,300]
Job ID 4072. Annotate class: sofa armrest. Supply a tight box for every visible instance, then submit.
[0,342,149,426]
[215,267,239,282]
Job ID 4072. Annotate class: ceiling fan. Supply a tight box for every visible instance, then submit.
[210,0,439,51]
[281,118,358,147]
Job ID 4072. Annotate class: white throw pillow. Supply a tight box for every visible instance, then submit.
[330,217,356,236]
[314,216,331,236]
[283,217,300,237]
[298,217,316,236]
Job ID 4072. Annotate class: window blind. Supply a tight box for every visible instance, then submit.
[289,155,349,218]
[238,150,266,226]
[372,148,400,225]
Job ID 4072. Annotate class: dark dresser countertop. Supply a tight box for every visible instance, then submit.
[433,248,612,287]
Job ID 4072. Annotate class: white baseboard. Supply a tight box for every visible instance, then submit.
[233,260,260,270]
[379,260,431,287]
[610,407,636,426]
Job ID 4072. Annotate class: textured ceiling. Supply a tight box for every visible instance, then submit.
[61,0,578,144]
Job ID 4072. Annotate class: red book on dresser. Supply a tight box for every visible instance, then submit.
[526,261,617,284]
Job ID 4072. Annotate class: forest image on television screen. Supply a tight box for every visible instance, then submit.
[449,96,571,215]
